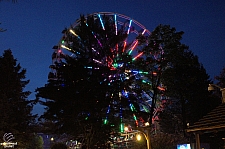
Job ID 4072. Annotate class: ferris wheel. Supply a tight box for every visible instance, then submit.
[49,12,163,130]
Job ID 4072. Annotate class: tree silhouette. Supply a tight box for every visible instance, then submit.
[0,49,37,147]
[146,25,218,137]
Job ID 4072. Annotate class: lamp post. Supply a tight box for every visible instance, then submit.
[124,122,151,149]
[208,84,225,103]
[135,128,150,149]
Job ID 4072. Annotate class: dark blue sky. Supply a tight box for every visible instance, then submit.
[1,0,225,115]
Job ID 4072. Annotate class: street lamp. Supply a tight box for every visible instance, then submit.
[124,122,151,149]
[135,129,150,149]
[208,84,225,103]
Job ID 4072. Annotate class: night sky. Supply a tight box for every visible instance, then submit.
[1,0,225,115]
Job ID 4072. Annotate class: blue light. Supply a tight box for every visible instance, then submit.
[98,14,105,30]
[127,20,133,34]
[114,14,117,35]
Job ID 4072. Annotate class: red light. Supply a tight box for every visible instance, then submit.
[153,72,157,76]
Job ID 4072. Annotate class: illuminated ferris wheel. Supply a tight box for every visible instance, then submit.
[49,12,163,130]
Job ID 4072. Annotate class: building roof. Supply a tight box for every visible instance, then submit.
[186,103,225,133]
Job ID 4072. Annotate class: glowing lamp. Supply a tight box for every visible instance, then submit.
[136,134,141,141]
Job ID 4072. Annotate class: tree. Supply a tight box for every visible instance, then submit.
[160,52,214,135]
[27,134,44,149]
[0,49,37,147]
[144,25,221,137]
[137,25,222,144]
[151,132,188,149]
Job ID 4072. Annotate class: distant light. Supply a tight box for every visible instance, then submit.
[153,72,157,76]
[145,122,150,126]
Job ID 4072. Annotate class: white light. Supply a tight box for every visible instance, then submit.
[61,45,71,51]
[69,29,78,37]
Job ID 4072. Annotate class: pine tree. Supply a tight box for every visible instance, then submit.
[0,49,37,147]
[148,25,216,136]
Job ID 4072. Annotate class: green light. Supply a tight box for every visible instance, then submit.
[136,71,149,74]
[130,103,136,112]
[61,40,65,44]
[143,106,150,113]
[85,117,88,120]
[130,106,134,111]
[104,119,108,124]
[113,63,118,68]
[133,115,137,121]
[120,123,124,132]
[128,50,132,55]
[142,80,147,83]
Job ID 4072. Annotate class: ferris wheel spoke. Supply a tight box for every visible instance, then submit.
[132,52,143,61]
[127,19,133,35]
[98,14,105,30]
[114,14,118,35]
[69,29,79,38]
[128,40,138,55]
[61,45,72,51]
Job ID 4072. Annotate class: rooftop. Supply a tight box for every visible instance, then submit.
[186,103,225,133]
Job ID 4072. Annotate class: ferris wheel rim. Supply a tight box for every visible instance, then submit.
[71,12,151,35]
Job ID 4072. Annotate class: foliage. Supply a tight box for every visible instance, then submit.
[158,99,183,134]
[0,49,37,147]
[151,132,188,149]
[26,134,44,149]
[140,25,219,136]
[51,142,67,149]
[215,66,225,87]
[139,24,184,133]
